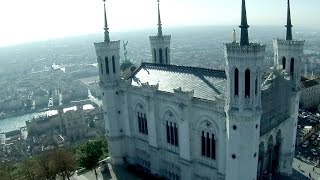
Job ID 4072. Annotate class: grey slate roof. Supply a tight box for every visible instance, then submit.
[130,63,227,101]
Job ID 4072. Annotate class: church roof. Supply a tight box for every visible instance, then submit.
[130,63,227,101]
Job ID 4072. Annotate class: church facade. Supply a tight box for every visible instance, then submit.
[94,0,304,179]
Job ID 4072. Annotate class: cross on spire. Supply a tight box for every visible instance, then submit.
[103,0,110,42]
[157,0,163,37]
[239,0,249,46]
[286,0,293,40]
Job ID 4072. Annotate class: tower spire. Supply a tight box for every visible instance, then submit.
[103,0,110,42]
[286,0,293,40]
[239,0,249,46]
[157,0,163,37]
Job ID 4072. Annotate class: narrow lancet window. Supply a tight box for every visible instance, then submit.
[105,57,109,74]
[201,131,205,156]
[234,68,239,96]
[112,56,116,74]
[290,58,294,75]
[211,134,216,159]
[282,57,286,70]
[174,123,178,146]
[245,69,250,97]
[206,132,211,158]
[154,49,157,63]
[159,48,163,64]
[255,78,258,96]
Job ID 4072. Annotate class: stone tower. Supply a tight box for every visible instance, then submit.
[224,1,265,179]
[94,0,124,164]
[273,0,304,175]
[149,0,171,65]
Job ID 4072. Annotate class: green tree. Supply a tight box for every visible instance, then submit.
[18,159,37,180]
[76,137,107,180]
[35,151,56,180]
[53,149,77,180]
[0,163,15,180]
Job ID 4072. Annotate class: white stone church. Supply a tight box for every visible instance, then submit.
[94,0,304,179]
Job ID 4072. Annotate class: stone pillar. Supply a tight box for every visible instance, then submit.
[179,160,192,180]
[179,104,191,161]
[147,96,158,148]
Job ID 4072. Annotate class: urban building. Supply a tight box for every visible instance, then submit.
[300,77,320,109]
[96,0,304,179]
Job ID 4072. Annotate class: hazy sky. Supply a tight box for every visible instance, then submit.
[0,0,319,47]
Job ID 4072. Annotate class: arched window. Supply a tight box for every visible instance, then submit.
[290,58,294,75]
[153,49,157,63]
[255,78,258,96]
[105,57,109,74]
[112,56,116,74]
[99,57,103,74]
[165,47,168,64]
[164,111,178,146]
[159,48,163,64]
[137,104,148,135]
[282,57,286,70]
[245,69,250,97]
[234,68,239,96]
[199,121,216,160]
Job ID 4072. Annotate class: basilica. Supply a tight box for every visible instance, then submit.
[94,0,304,179]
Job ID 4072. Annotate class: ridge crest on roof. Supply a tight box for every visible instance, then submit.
[130,62,226,79]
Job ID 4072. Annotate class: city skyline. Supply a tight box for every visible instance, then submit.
[0,0,319,47]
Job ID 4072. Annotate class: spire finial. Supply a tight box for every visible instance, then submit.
[103,0,110,42]
[239,0,249,46]
[286,0,293,40]
[157,0,163,37]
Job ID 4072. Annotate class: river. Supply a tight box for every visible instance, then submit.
[0,90,101,133]
[0,110,58,133]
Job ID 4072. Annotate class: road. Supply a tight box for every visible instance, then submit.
[70,164,140,180]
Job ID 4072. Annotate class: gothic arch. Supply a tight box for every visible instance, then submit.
[153,48,157,62]
[160,106,180,124]
[163,110,179,146]
[282,57,286,70]
[234,68,239,97]
[290,58,294,74]
[159,48,163,64]
[135,103,148,135]
[245,69,250,97]
[195,116,219,136]
[195,118,219,161]
[98,57,103,74]
[112,56,116,74]
[163,110,177,122]
[105,57,109,74]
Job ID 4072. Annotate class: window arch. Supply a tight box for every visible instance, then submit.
[136,104,148,135]
[159,48,163,64]
[290,58,294,75]
[245,69,250,97]
[282,57,286,70]
[164,111,178,146]
[153,49,157,63]
[234,68,239,96]
[105,57,109,74]
[99,57,103,74]
[112,56,116,74]
[255,78,258,96]
[199,120,216,160]
[165,47,168,64]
